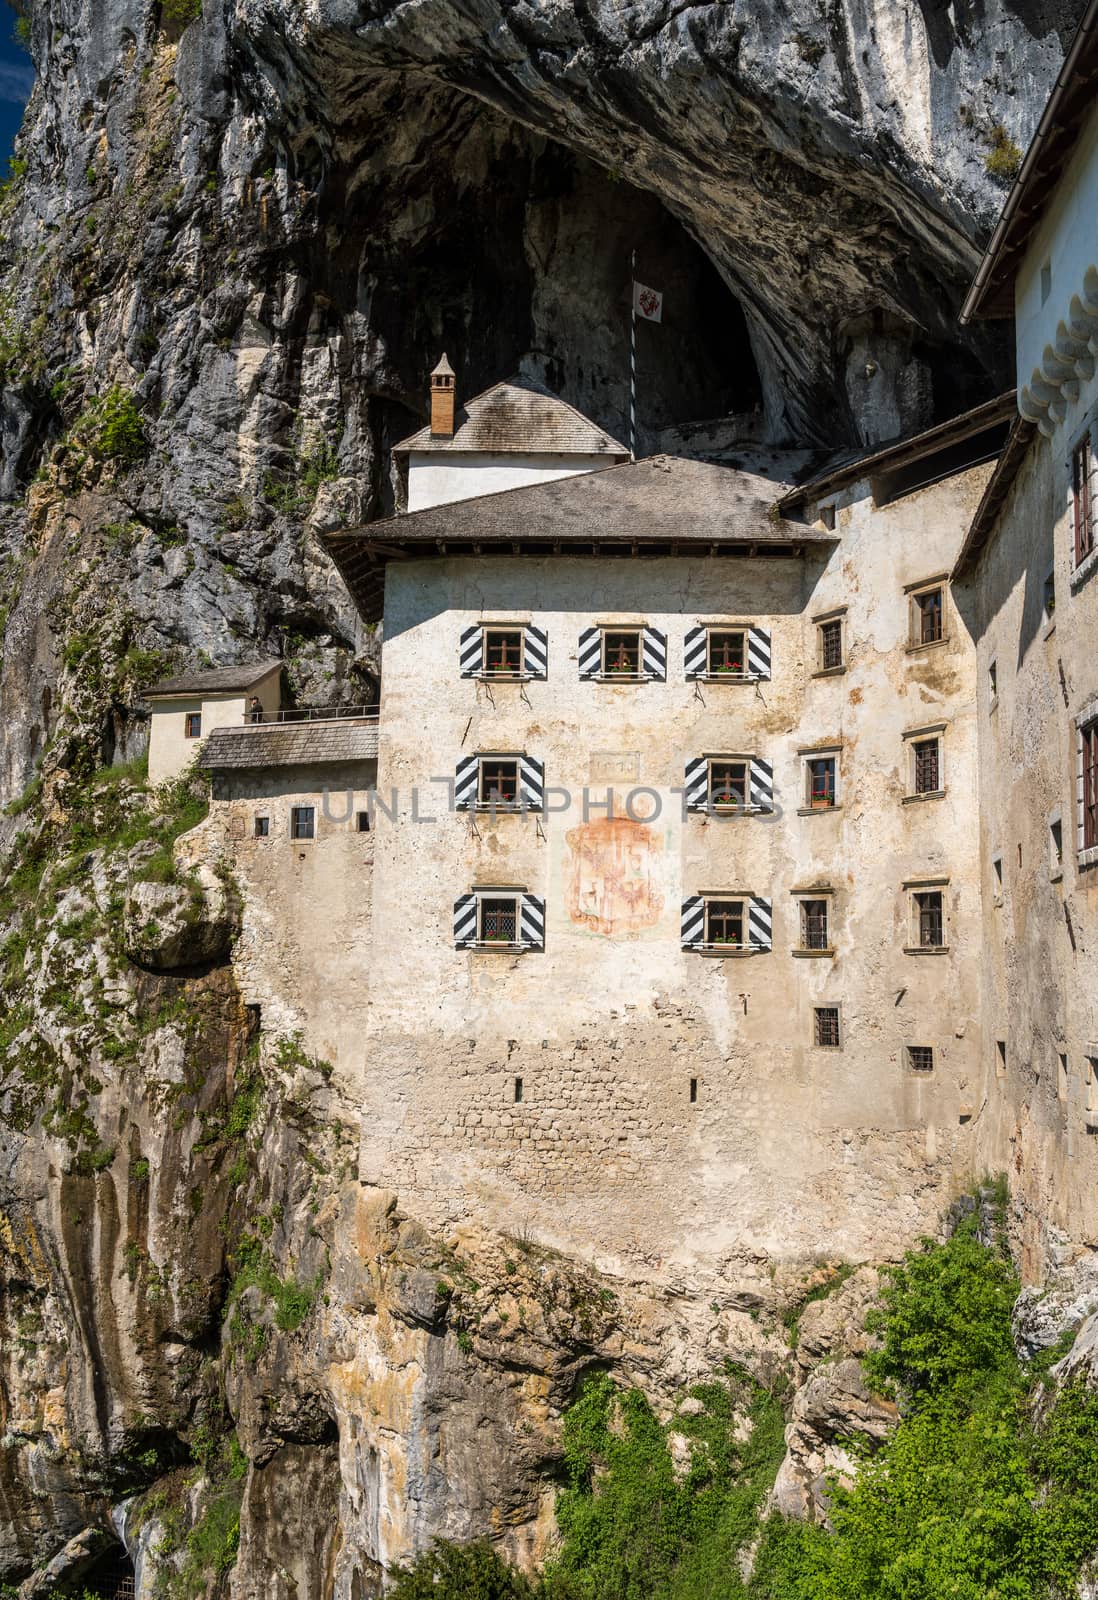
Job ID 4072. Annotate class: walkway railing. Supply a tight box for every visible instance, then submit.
[239,705,379,726]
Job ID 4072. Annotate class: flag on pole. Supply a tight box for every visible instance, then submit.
[632,281,664,323]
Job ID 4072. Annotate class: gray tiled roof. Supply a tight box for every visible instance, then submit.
[199,722,379,770]
[393,377,628,456]
[147,660,282,698]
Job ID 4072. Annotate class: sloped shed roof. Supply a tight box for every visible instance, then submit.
[146,661,282,699]
[394,377,628,456]
[199,722,379,770]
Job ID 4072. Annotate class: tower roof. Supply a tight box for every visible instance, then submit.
[393,375,628,457]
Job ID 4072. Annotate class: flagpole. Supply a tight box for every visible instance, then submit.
[629,247,637,462]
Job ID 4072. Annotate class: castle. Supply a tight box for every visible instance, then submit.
[149,17,1098,1288]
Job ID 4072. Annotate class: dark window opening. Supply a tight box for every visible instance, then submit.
[479,759,519,805]
[807,756,837,808]
[1073,435,1094,567]
[602,630,641,676]
[1044,569,1056,621]
[819,619,843,671]
[484,629,523,675]
[709,760,747,808]
[705,900,744,947]
[185,712,202,739]
[801,900,829,950]
[914,890,944,948]
[989,660,998,702]
[689,1077,698,1103]
[997,1039,1007,1077]
[1051,817,1063,868]
[1083,720,1098,851]
[479,897,518,945]
[707,630,746,676]
[908,1045,934,1072]
[913,588,944,644]
[357,811,371,833]
[820,504,837,531]
[814,1007,841,1048]
[913,738,941,795]
[514,1076,523,1103]
[291,806,315,841]
[253,814,270,838]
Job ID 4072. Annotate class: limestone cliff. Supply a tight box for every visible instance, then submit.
[0,0,1089,1593]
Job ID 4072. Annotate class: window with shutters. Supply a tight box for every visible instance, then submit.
[454,888,545,951]
[1081,715,1098,856]
[908,582,946,647]
[483,628,524,676]
[709,760,748,809]
[705,899,746,949]
[478,758,519,807]
[602,630,642,677]
[1073,434,1095,569]
[707,630,747,677]
[814,1006,841,1048]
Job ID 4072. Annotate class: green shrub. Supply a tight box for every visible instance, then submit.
[985,125,1023,183]
[76,385,148,466]
[162,0,202,23]
[389,1541,543,1599]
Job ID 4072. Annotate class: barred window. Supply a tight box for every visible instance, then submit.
[914,890,944,948]
[907,1045,934,1072]
[800,900,829,950]
[1073,435,1094,567]
[913,738,941,795]
[478,759,519,805]
[479,897,518,944]
[814,1006,841,1048]
[819,619,843,670]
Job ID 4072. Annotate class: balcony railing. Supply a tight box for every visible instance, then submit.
[239,705,378,727]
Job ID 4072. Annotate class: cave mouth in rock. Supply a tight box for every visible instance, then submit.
[81,1545,135,1600]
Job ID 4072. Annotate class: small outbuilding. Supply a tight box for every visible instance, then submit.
[144,660,282,785]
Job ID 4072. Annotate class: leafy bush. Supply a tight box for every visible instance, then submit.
[389,1541,543,1599]
[76,385,148,466]
[162,0,202,23]
[985,124,1023,183]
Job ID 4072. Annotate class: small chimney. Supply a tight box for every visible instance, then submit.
[430,353,456,438]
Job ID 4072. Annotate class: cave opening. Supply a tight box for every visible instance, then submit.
[80,1545,135,1600]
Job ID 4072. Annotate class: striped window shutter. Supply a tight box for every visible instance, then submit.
[683,626,707,680]
[748,627,771,680]
[459,626,483,678]
[524,626,548,679]
[453,893,478,948]
[519,756,545,810]
[454,756,478,810]
[749,757,774,811]
[578,627,601,679]
[642,628,667,681]
[683,757,709,812]
[748,896,773,951]
[519,894,545,950]
[681,896,705,949]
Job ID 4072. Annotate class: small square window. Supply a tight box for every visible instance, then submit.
[814,1006,841,1048]
[185,712,202,739]
[800,900,830,950]
[483,628,524,675]
[356,811,371,833]
[602,629,642,677]
[806,756,837,809]
[709,760,748,809]
[907,1044,934,1073]
[912,587,944,645]
[253,815,270,839]
[478,758,520,806]
[913,890,944,948]
[705,899,745,949]
[479,896,519,945]
[912,737,941,795]
[996,1039,1007,1078]
[707,630,747,676]
[291,805,315,841]
[818,618,844,671]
